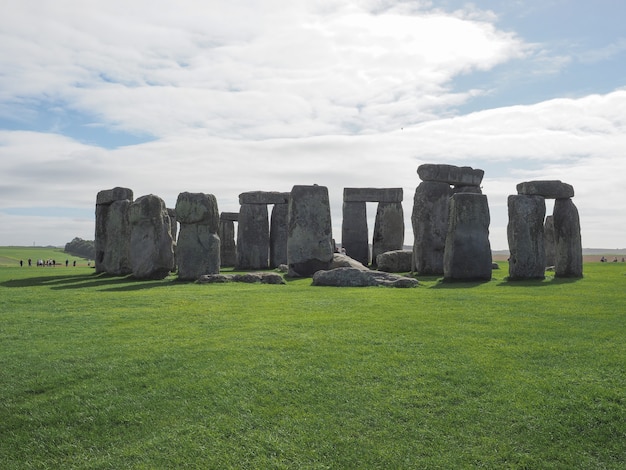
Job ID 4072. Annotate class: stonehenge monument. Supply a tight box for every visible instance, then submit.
[236,191,290,270]
[341,188,404,266]
[507,180,582,279]
[412,164,484,275]
[93,167,584,284]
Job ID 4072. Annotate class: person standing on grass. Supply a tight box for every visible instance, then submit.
[20,260,23,267]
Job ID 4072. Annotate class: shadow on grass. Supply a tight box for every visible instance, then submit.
[0,272,177,291]
[496,276,582,287]
[430,278,491,289]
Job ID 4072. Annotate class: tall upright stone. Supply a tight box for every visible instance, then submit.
[372,202,404,267]
[237,203,269,270]
[507,195,546,280]
[270,202,289,268]
[553,199,583,278]
[544,215,555,267]
[443,193,492,281]
[175,192,220,281]
[411,181,451,275]
[95,187,133,275]
[128,194,175,279]
[287,185,334,277]
[341,201,369,265]
[219,212,238,267]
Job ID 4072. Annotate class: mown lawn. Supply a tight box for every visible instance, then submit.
[0,252,624,469]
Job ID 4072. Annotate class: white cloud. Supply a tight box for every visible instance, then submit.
[0,1,624,250]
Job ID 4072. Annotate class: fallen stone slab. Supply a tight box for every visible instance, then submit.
[312,267,418,288]
[329,253,369,270]
[197,272,286,284]
[516,180,574,199]
[376,250,413,273]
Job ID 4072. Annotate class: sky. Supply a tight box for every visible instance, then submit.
[1,0,625,250]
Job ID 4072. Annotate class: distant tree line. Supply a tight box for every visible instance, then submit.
[64,237,95,260]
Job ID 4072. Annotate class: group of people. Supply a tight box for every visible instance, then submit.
[19,258,77,267]
[600,256,625,263]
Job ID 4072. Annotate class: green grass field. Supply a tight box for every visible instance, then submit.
[1,247,624,468]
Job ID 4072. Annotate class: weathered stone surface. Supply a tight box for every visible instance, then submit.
[176,228,220,281]
[376,250,413,273]
[128,194,175,279]
[544,215,555,267]
[174,193,221,280]
[329,253,369,271]
[516,180,574,199]
[372,202,404,267]
[287,185,334,277]
[219,218,237,267]
[507,195,546,280]
[553,199,583,278]
[198,272,285,284]
[343,187,403,203]
[312,267,418,288]
[411,181,452,275]
[239,191,290,205]
[443,193,492,281]
[95,187,133,274]
[418,164,484,186]
[220,212,239,221]
[96,187,133,206]
[175,192,219,230]
[237,203,269,270]
[270,203,289,268]
[341,201,369,265]
[102,200,133,275]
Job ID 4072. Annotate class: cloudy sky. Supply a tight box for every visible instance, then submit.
[1,0,625,250]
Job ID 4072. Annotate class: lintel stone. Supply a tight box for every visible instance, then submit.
[516,180,574,199]
[239,191,290,205]
[343,187,403,203]
[220,212,239,221]
[417,164,484,186]
[96,187,133,205]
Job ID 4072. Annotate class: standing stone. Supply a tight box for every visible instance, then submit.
[287,185,334,277]
[372,202,404,267]
[544,215,555,267]
[411,181,451,275]
[443,193,492,281]
[95,187,133,275]
[101,200,133,275]
[507,195,546,280]
[270,203,289,268]
[128,194,175,280]
[341,201,369,265]
[237,203,269,270]
[219,212,238,267]
[175,192,220,281]
[553,199,583,278]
